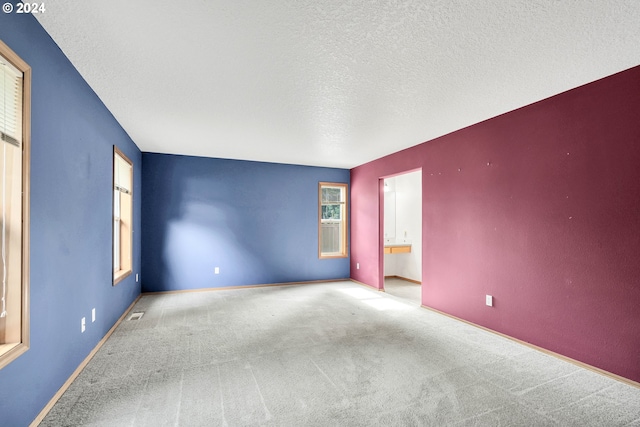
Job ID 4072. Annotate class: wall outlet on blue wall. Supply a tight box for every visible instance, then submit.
[215,267,220,275]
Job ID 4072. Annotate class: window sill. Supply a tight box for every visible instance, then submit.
[319,254,348,259]
[113,269,132,285]
[0,342,28,370]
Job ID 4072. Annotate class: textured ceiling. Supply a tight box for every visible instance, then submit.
[36,1,640,168]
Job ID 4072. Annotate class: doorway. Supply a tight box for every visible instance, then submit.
[381,170,422,304]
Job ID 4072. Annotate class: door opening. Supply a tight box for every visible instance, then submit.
[380,170,422,304]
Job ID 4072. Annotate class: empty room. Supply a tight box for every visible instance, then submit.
[1,1,640,426]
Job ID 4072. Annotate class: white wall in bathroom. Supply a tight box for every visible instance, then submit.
[384,170,422,282]
[395,170,422,281]
[383,179,396,239]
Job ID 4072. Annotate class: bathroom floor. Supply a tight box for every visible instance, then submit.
[384,277,421,304]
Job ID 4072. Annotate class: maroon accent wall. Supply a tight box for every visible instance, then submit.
[350,65,640,383]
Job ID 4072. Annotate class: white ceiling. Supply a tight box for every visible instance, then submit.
[36,1,640,169]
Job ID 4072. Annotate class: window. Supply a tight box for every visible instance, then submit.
[113,147,132,285]
[319,182,348,258]
[0,41,31,370]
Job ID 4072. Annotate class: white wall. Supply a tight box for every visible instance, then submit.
[383,190,396,239]
[384,170,422,282]
[383,177,397,275]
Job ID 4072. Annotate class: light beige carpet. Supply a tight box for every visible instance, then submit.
[40,281,640,426]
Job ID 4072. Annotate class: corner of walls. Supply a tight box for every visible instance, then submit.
[0,10,142,426]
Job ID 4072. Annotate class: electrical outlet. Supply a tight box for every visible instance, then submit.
[92,308,96,322]
[486,295,493,307]
[215,267,220,274]
[356,263,360,270]
[81,317,86,333]
[136,274,139,282]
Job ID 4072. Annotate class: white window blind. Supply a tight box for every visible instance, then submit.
[0,56,23,148]
[1,54,23,319]
[114,152,131,194]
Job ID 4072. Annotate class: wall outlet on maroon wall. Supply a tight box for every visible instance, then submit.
[486,295,493,307]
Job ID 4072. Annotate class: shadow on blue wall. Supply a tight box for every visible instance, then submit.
[142,153,350,292]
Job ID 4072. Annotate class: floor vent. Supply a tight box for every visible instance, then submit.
[129,312,144,320]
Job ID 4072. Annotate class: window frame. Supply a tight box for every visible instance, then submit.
[113,146,132,285]
[0,40,31,370]
[318,182,348,259]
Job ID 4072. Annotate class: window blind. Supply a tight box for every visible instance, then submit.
[1,54,23,319]
[0,56,23,148]
[114,152,132,194]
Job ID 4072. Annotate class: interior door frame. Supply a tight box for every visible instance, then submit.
[378,168,423,297]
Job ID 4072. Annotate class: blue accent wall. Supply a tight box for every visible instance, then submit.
[142,153,350,292]
[0,7,348,425]
[0,8,142,426]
